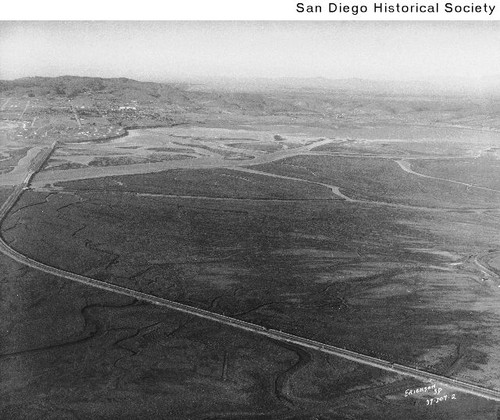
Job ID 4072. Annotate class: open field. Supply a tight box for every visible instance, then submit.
[409,158,500,190]
[55,168,337,200]
[4,182,500,388]
[252,155,500,208]
[3,258,499,419]
[1,76,500,418]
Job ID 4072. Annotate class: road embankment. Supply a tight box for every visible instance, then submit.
[1,143,500,402]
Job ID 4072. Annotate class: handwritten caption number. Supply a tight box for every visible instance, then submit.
[426,394,456,405]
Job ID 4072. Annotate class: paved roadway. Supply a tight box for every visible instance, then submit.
[2,144,500,402]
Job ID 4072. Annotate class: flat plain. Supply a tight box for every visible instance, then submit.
[1,76,500,419]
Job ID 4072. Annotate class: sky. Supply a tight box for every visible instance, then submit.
[1,21,500,83]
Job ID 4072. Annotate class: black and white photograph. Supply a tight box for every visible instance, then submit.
[1,17,500,419]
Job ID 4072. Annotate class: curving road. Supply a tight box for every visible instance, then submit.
[1,145,500,402]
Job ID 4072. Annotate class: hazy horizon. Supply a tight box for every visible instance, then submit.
[1,21,500,86]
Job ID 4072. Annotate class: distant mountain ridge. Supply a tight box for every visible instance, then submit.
[179,75,500,97]
[0,75,187,101]
[2,74,500,99]
[2,75,499,129]
[1,74,499,138]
